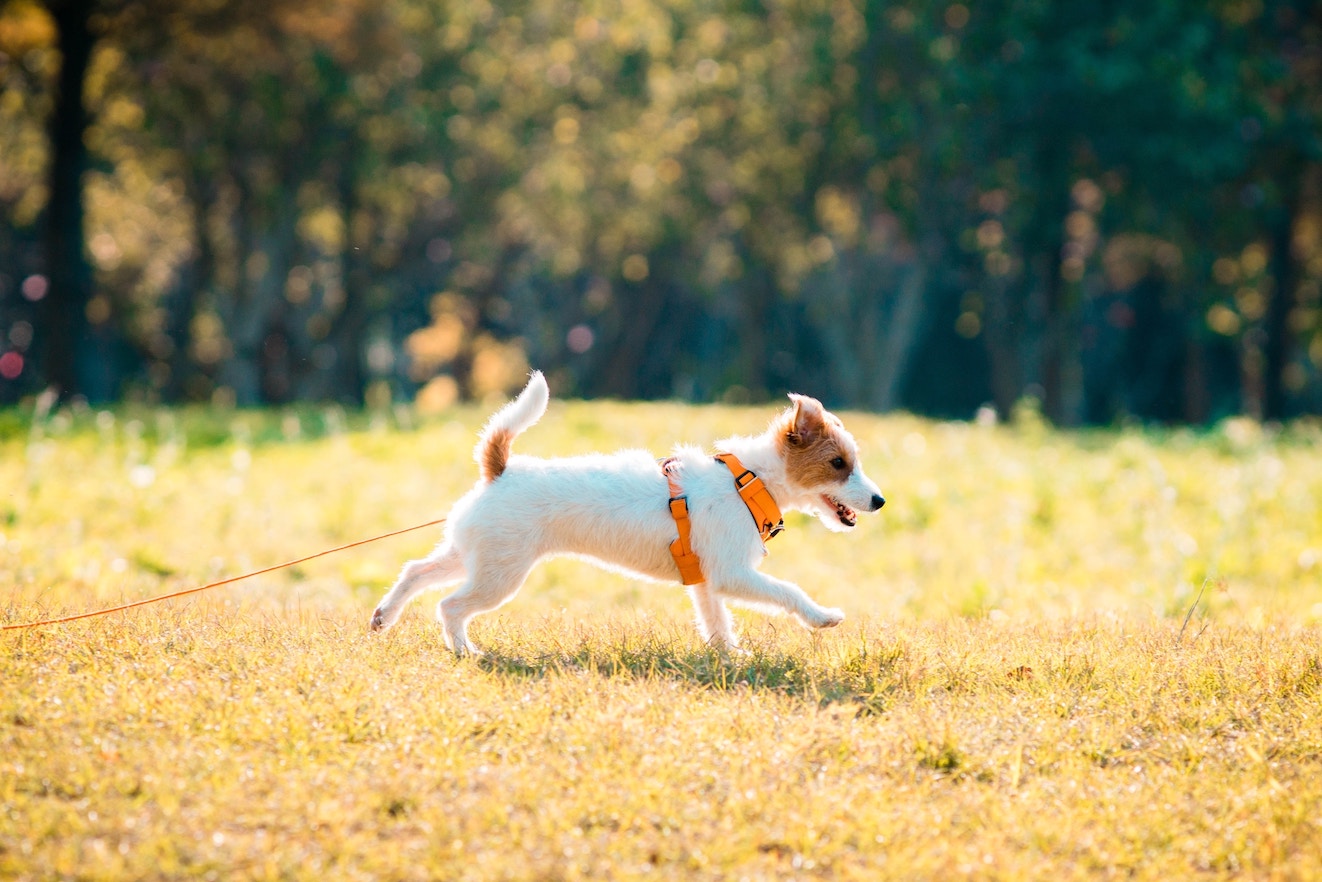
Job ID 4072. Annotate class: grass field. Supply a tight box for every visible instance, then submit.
[3,397,1322,880]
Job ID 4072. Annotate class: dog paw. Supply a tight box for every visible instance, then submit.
[707,635,747,658]
[812,607,846,629]
[369,607,390,632]
[442,629,484,658]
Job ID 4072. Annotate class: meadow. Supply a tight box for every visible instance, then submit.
[2,396,1321,880]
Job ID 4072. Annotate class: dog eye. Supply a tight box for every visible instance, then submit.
[830,456,847,470]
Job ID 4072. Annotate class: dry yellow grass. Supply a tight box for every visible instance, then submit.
[3,400,1322,880]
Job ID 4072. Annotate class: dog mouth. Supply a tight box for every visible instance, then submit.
[823,495,857,527]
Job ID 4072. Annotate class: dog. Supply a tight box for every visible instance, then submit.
[369,371,885,655]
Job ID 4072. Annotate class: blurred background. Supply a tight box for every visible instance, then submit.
[0,0,1319,424]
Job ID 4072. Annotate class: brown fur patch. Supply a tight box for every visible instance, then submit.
[480,427,513,482]
[775,397,856,489]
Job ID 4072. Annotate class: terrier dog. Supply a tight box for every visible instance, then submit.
[369,372,885,655]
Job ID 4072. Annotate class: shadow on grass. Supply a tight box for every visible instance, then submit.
[474,628,907,714]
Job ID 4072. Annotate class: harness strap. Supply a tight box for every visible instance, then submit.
[661,457,706,585]
[661,453,784,585]
[713,452,785,542]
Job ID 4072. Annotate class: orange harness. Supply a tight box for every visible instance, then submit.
[661,452,784,585]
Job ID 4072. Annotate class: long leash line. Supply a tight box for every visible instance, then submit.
[1,516,447,631]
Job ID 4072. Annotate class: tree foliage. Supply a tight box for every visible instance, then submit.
[0,0,1319,421]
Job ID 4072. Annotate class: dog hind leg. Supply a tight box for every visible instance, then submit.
[370,544,465,632]
[437,554,535,656]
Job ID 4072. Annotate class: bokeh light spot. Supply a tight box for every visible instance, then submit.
[21,275,48,302]
[0,351,24,380]
[566,324,594,353]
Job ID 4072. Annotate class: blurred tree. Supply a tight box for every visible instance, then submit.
[1249,0,1322,420]
[2,0,1320,419]
[36,0,96,400]
[0,0,52,402]
[111,0,454,404]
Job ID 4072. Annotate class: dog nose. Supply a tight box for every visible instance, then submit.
[870,494,885,511]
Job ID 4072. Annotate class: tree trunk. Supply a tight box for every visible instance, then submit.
[39,0,98,399]
[1262,190,1300,422]
[216,175,298,405]
[738,271,770,398]
[1039,252,1068,423]
[322,163,368,404]
[1031,172,1073,424]
[596,270,671,399]
[982,276,1023,420]
[163,172,218,401]
[870,262,928,411]
[1183,335,1209,424]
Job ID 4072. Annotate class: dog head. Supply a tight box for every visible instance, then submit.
[774,394,886,533]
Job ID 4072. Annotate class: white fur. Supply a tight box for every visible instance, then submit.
[473,371,549,463]
[370,371,885,655]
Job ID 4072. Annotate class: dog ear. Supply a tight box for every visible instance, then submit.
[785,393,826,446]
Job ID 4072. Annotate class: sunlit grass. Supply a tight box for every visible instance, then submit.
[3,399,1322,879]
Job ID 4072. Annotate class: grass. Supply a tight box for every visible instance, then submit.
[3,397,1322,879]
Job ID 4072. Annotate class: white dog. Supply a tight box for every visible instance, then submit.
[370,371,885,655]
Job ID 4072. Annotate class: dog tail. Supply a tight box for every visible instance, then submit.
[474,370,549,482]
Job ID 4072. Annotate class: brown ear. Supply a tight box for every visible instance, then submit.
[786,393,826,446]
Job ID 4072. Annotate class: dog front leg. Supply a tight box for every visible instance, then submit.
[687,583,739,650]
[713,569,845,631]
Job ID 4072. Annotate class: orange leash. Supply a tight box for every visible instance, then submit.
[1,516,447,631]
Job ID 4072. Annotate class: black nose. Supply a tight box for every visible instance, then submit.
[870,494,885,511]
